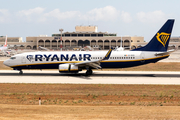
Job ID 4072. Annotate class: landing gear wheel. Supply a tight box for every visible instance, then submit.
[86,69,93,75]
[19,70,23,75]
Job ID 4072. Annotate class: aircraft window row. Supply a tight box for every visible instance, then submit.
[10,57,16,60]
[32,57,135,60]
[91,57,103,59]
[110,57,135,59]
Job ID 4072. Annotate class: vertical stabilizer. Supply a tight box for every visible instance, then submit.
[4,35,7,47]
[132,19,174,51]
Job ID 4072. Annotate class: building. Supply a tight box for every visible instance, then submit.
[168,36,180,49]
[75,26,98,32]
[26,26,144,50]
[0,36,25,49]
[0,26,179,50]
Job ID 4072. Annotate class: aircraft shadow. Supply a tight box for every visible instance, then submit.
[0,72,180,78]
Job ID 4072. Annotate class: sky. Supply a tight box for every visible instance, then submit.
[0,0,180,42]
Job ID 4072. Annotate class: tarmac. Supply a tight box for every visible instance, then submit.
[0,70,180,85]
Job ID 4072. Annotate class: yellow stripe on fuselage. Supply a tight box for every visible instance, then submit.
[10,61,82,67]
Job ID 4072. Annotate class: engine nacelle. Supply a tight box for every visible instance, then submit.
[59,64,79,73]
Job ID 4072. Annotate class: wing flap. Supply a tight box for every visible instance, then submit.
[88,62,102,69]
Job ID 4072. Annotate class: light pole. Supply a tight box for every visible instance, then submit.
[59,29,63,51]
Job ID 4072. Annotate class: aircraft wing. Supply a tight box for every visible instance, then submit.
[155,49,175,56]
[74,48,112,69]
[39,46,49,51]
[75,60,101,69]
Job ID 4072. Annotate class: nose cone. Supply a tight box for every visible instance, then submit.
[3,60,9,66]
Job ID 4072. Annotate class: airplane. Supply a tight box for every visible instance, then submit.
[3,19,175,75]
[0,35,8,52]
[0,35,12,56]
[38,46,50,51]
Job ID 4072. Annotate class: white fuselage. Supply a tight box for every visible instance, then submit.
[3,50,168,70]
[0,46,8,51]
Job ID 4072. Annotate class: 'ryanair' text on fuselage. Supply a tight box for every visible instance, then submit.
[29,54,92,62]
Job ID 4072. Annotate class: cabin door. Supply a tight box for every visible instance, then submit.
[140,52,145,63]
[21,55,26,63]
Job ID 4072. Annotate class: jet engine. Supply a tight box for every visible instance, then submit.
[59,64,79,73]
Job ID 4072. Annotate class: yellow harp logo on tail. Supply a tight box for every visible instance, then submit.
[156,32,170,47]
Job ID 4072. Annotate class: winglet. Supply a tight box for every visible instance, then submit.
[102,47,113,60]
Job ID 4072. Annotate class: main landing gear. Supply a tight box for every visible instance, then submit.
[19,70,23,75]
[86,69,93,75]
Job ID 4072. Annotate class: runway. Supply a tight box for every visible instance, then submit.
[0,70,180,85]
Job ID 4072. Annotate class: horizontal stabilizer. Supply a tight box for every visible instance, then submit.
[155,49,175,56]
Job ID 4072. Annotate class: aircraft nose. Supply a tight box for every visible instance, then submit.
[3,60,9,66]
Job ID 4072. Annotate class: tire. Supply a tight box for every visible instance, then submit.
[19,70,23,75]
[86,69,93,75]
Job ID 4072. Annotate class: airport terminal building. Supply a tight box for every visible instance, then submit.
[26,26,144,50]
[0,37,23,48]
[0,26,179,50]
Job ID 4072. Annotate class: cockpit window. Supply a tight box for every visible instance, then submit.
[10,57,16,60]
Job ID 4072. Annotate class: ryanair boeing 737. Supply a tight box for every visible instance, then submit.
[3,19,175,75]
